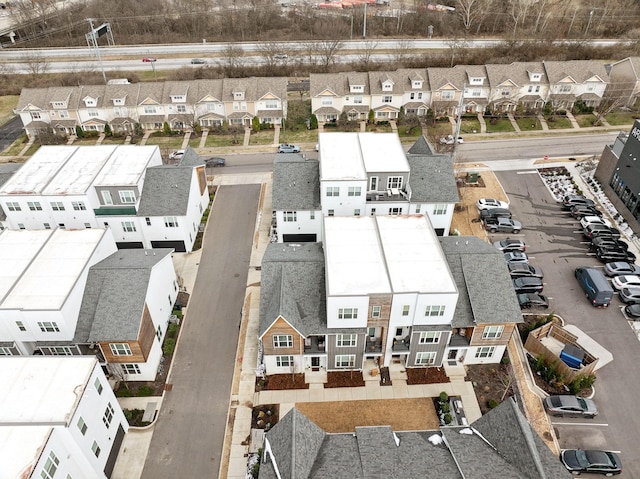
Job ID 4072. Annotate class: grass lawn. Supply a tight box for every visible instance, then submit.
[366,123,392,133]
[205,134,243,147]
[279,128,318,144]
[574,114,597,128]
[249,130,277,145]
[426,121,453,137]
[485,118,515,133]
[515,117,542,131]
[144,136,185,149]
[546,116,573,129]
[0,96,19,126]
[397,124,423,138]
[0,135,29,156]
[605,111,638,126]
[460,118,481,134]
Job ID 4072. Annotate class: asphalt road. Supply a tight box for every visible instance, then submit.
[494,169,640,477]
[141,184,260,479]
[0,116,24,151]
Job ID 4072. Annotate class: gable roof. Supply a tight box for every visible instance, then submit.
[544,60,609,84]
[272,155,321,210]
[406,145,459,204]
[485,62,547,88]
[137,165,195,217]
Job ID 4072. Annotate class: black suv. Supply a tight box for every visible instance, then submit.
[595,246,636,263]
[590,237,629,251]
[480,208,512,220]
[570,205,603,219]
[513,277,544,294]
[518,293,549,309]
[562,195,596,210]
[583,224,621,239]
[509,263,544,279]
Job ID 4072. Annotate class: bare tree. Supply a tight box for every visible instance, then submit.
[358,40,378,68]
[456,0,481,33]
[220,44,244,77]
[257,41,287,75]
[301,41,319,67]
[22,51,49,75]
[593,96,624,126]
[316,39,343,71]
[393,39,412,64]
[446,38,469,67]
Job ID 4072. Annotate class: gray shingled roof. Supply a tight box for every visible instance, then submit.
[261,399,569,479]
[439,236,523,326]
[178,146,205,168]
[74,249,173,343]
[272,155,320,210]
[137,165,194,217]
[485,62,547,88]
[406,151,459,204]
[543,60,609,84]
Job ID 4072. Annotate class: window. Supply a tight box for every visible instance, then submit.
[121,364,141,375]
[442,91,454,100]
[49,346,73,355]
[335,355,355,368]
[122,221,136,232]
[119,190,136,203]
[387,176,403,189]
[50,201,65,211]
[372,306,381,318]
[30,111,42,120]
[370,208,376,215]
[419,331,441,344]
[321,97,333,106]
[433,204,447,215]
[535,85,540,93]
[283,211,297,222]
[475,346,496,359]
[16,321,26,331]
[369,177,378,191]
[336,334,357,347]
[145,217,151,226]
[77,417,88,435]
[92,441,101,458]
[348,186,361,197]
[38,322,60,333]
[382,95,393,103]
[273,335,293,348]
[84,223,91,229]
[6,201,21,211]
[28,201,42,211]
[338,308,358,319]
[44,223,51,229]
[94,378,103,394]
[88,109,99,117]
[416,351,437,365]
[177,105,187,113]
[415,205,421,214]
[350,85,363,92]
[0,347,12,355]
[396,327,403,336]
[72,201,86,211]
[40,451,59,479]
[559,85,572,93]
[354,95,363,104]
[101,191,113,205]
[389,207,402,215]
[326,187,339,197]
[354,209,360,216]
[328,209,334,217]
[58,223,66,229]
[110,343,132,356]
[103,403,114,428]
[425,305,446,317]
[164,216,179,227]
[482,325,504,340]
[18,223,25,229]
[276,355,293,367]
[402,305,410,316]
[143,105,157,114]
[156,325,162,342]
[310,211,315,220]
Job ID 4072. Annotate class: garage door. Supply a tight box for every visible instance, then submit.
[151,240,186,252]
[104,424,126,478]
[116,241,144,249]
[282,234,317,242]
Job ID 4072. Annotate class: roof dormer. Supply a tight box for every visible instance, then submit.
[468,76,484,85]
[170,95,186,103]
[382,79,394,91]
[527,71,543,82]
[83,96,98,107]
[233,90,245,101]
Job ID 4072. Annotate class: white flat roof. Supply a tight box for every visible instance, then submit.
[324,216,391,295]
[319,133,409,182]
[93,145,157,186]
[0,426,52,479]
[0,356,96,424]
[376,215,456,293]
[0,146,77,195]
[0,229,107,310]
[42,145,118,195]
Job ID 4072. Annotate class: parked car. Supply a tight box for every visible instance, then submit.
[513,277,544,294]
[142,57,157,62]
[480,208,512,220]
[560,449,622,476]
[544,395,598,418]
[590,237,628,251]
[169,149,185,160]
[595,247,636,263]
[440,134,464,145]
[476,198,509,211]
[205,157,226,167]
[580,215,612,229]
[517,293,549,309]
[562,194,595,210]
[504,252,529,264]
[190,58,206,64]
[611,275,640,291]
[604,262,640,277]
[570,205,603,219]
[575,267,614,307]
[583,224,621,239]
[624,303,640,319]
[277,143,301,153]
[509,263,543,278]
[483,217,521,233]
[493,239,526,252]
[619,287,640,304]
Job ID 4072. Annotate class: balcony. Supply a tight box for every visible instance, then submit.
[392,336,411,352]
[94,206,137,216]
[365,337,382,353]
[366,188,407,202]
[304,336,326,353]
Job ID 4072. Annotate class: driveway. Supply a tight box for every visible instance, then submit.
[495,169,640,476]
[0,116,24,152]
[141,184,261,478]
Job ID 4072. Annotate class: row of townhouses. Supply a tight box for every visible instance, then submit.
[259,133,523,378]
[15,77,288,137]
[14,57,640,137]
[0,144,209,253]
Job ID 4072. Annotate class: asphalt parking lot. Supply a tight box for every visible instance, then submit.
[494,169,640,477]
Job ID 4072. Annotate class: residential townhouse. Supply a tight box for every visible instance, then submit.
[272,133,458,242]
[543,60,609,111]
[259,400,572,478]
[428,65,491,116]
[485,62,549,112]
[607,56,640,108]
[258,215,522,377]
[0,144,209,253]
[0,228,179,381]
[0,356,129,479]
[15,77,288,137]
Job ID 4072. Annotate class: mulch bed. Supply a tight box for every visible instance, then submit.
[325,371,365,388]
[256,373,309,391]
[466,363,515,415]
[406,366,450,385]
[251,404,279,430]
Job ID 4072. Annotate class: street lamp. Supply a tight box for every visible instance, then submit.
[585,10,594,37]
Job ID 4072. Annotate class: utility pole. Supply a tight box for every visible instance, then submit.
[452,83,466,158]
[86,18,107,84]
[584,10,594,37]
[363,2,367,39]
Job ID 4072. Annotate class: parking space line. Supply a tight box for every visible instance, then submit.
[552,422,609,427]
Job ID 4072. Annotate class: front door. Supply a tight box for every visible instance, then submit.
[311,357,320,371]
[448,349,458,363]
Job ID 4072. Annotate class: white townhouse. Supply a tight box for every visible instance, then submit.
[543,60,609,111]
[0,356,129,479]
[368,70,404,121]
[607,57,640,108]
[0,228,118,355]
[396,68,431,117]
[485,62,549,112]
[310,72,370,124]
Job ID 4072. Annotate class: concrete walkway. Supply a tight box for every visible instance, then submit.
[565,111,580,129]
